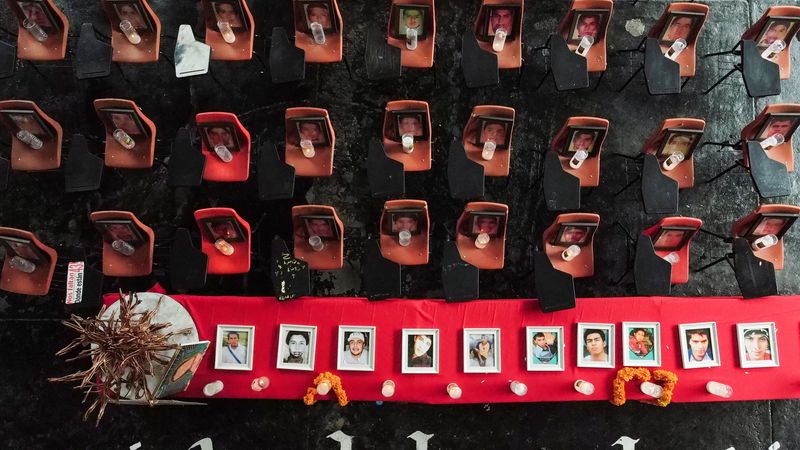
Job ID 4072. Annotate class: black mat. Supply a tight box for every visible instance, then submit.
[461,30,498,88]
[367,139,405,197]
[75,23,112,80]
[447,140,484,199]
[168,228,208,291]
[549,34,589,91]
[257,141,295,200]
[746,140,790,198]
[533,250,575,312]
[441,241,479,302]
[64,134,103,193]
[740,39,781,98]
[643,37,681,95]
[641,154,678,214]
[269,27,306,84]
[364,26,401,80]
[0,156,9,191]
[733,237,777,299]
[633,234,672,296]
[543,151,580,211]
[0,40,16,79]
[270,236,310,300]
[168,127,205,187]
[361,238,401,301]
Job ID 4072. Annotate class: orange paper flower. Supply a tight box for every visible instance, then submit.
[642,369,679,407]
[303,371,349,407]
[610,367,651,406]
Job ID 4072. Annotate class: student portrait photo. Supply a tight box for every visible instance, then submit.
[102,109,147,137]
[94,220,144,245]
[402,328,439,374]
[302,215,338,239]
[623,322,661,367]
[463,328,501,373]
[659,12,704,44]
[0,236,43,262]
[337,326,375,371]
[652,226,695,251]
[577,323,614,368]
[303,1,333,31]
[395,112,425,139]
[756,19,798,51]
[390,209,421,234]
[737,322,779,368]
[477,117,513,149]
[469,212,504,237]
[201,123,239,151]
[211,1,245,29]
[564,126,604,155]
[756,114,800,141]
[110,0,150,32]
[526,326,564,371]
[293,117,330,146]
[569,10,606,43]
[214,325,255,371]
[657,129,702,161]
[277,324,317,371]
[16,1,57,32]
[679,322,721,369]
[486,6,516,37]
[746,213,798,239]
[1,110,50,139]
[397,6,425,37]
[201,217,245,242]
[554,222,597,247]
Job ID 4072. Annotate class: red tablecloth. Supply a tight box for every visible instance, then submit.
[103,289,800,404]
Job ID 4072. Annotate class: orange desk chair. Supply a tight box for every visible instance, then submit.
[202,0,255,61]
[0,99,62,171]
[645,3,709,78]
[5,0,68,61]
[473,0,522,69]
[194,207,251,274]
[195,112,251,182]
[379,199,429,266]
[642,216,702,284]
[543,213,599,278]
[382,100,432,171]
[641,118,705,189]
[455,202,508,270]
[292,0,343,63]
[285,107,335,177]
[292,205,344,270]
[732,204,800,270]
[741,6,800,80]
[386,0,435,68]
[100,0,161,63]
[557,0,613,73]
[739,103,800,172]
[462,105,514,177]
[90,210,154,277]
[550,116,608,188]
[0,227,57,295]
[93,98,156,169]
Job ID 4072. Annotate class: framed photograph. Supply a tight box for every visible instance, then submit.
[652,226,696,251]
[199,122,240,152]
[526,326,564,371]
[392,110,429,141]
[276,324,317,371]
[402,328,439,374]
[562,125,605,156]
[737,322,779,368]
[301,215,339,240]
[568,9,608,44]
[655,128,703,161]
[214,325,255,371]
[553,222,598,247]
[206,0,248,31]
[384,208,424,236]
[14,0,59,32]
[679,322,721,369]
[155,341,210,398]
[463,328,501,373]
[622,322,661,367]
[755,16,800,51]
[483,5,520,39]
[0,235,45,263]
[474,116,514,150]
[755,113,800,141]
[744,213,799,240]
[337,326,376,371]
[100,108,148,137]
[0,109,53,140]
[658,11,706,45]
[107,0,153,32]
[465,211,506,238]
[295,0,337,33]
[199,217,246,243]
[577,323,614,368]
[394,4,428,38]
[292,116,331,147]
[93,219,145,246]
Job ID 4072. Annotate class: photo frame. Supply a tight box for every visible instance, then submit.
[384,208,425,236]
[562,125,605,157]
[276,324,317,371]
[463,328,501,374]
[622,322,661,367]
[655,128,703,161]
[0,109,53,140]
[568,9,608,44]
[526,326,564,371]
[0,235,45,263]
[107,0,153,33]
[466,211,506,238]
[737,322,779,368]
[658,11,706,45]
[200,217,246,243]
[14,0,60,32]
[214,325,255,371]
[402,328,439,374]
[679,322,721,369]
[392,110,429,141]
[755,113,800,141]
[482,4,521,40]
[337,325,376,371]
[301,215,340,240]
[101,108,148,137]
[651,226,696,251]
[392,4,429,39]
[292,116,331,147]
[744,212,799,240]
[199,122,240,152]
[295,0,337,33]
[553,222,598,247]
[155,341,210,398]
[577,323,614,369]
[755,16,800,51]
[206,0,249,31]
[475,116,514,150]
[93,219,145,246]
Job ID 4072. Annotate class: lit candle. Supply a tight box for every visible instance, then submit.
[310,21,326,45]
[569,150,589,169]
[561,244,581,261]
[761,40,786,61]
[475,232,490,249]
[214,238,235,256]
[406,27,418,50]
[509,380,528,396]
[481,140,496,161]
[15,130,43,150]
[446,383,462,399]
[401,133,414,153]
[751,234,778,251]
[760,133,785,150]
[214,144,233,162]
[640,381,663,398]
[574,379,595,395]
[251,376,270,391]
[398,230,411,247]
[381,380,396,398]
[309,235,324,252]
[23,18,48,42]
[113,129,136,150]
[217,21,236,44]
[119,20,141,45]
[662,252,680,264]
[492,28,507,52]
[111,239,135,256]
[9,256,35,273]
[662,152,684,171]
[203,380,224,397]
[706,381,732,398]
[300,139,316,158]
[576,35,594,57]
[317,379,331,395]
[664,38,686,60]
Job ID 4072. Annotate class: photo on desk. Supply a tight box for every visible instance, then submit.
[744,212,799,241]
[337,326,375,371]
[215,325,255,371]
[465,211,506,238]
[464,328,501,374]
[0,109,52,140]
[755,113,800,141]
[475,116,513,150]
[737,322,779,369]
[568,9,608,45]
[562,125,605,157]
[156,341,210,398]
[553,222,597,247]
[392,109,429,141]
[0,235,45,263]
[402,328,439,374]
[295,0,337,33]
[200,217,246,243]
[277,324,317,371]
[13,0,60,33]
[622,322,661,367]
[393,4,428,39]
[384,208,425,236]
[100,108,148,137]
[292,116,331,146]
[658,11,706,45]
[755,16,800,51]
[94,219,145,246]
[199,122,240,152]
[655,128,703,161]
[300,215,339,240]
[679,321,720,369]
[577,323,614,369]
[206,0,248,31]
[652,226,696,251]
[526,326,564,371]
[482,5,520,39]
[106,0,153,33]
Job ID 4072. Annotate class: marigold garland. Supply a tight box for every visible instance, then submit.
[610,367,651,406]
[303,371,349,406]
[642,369,679,407]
